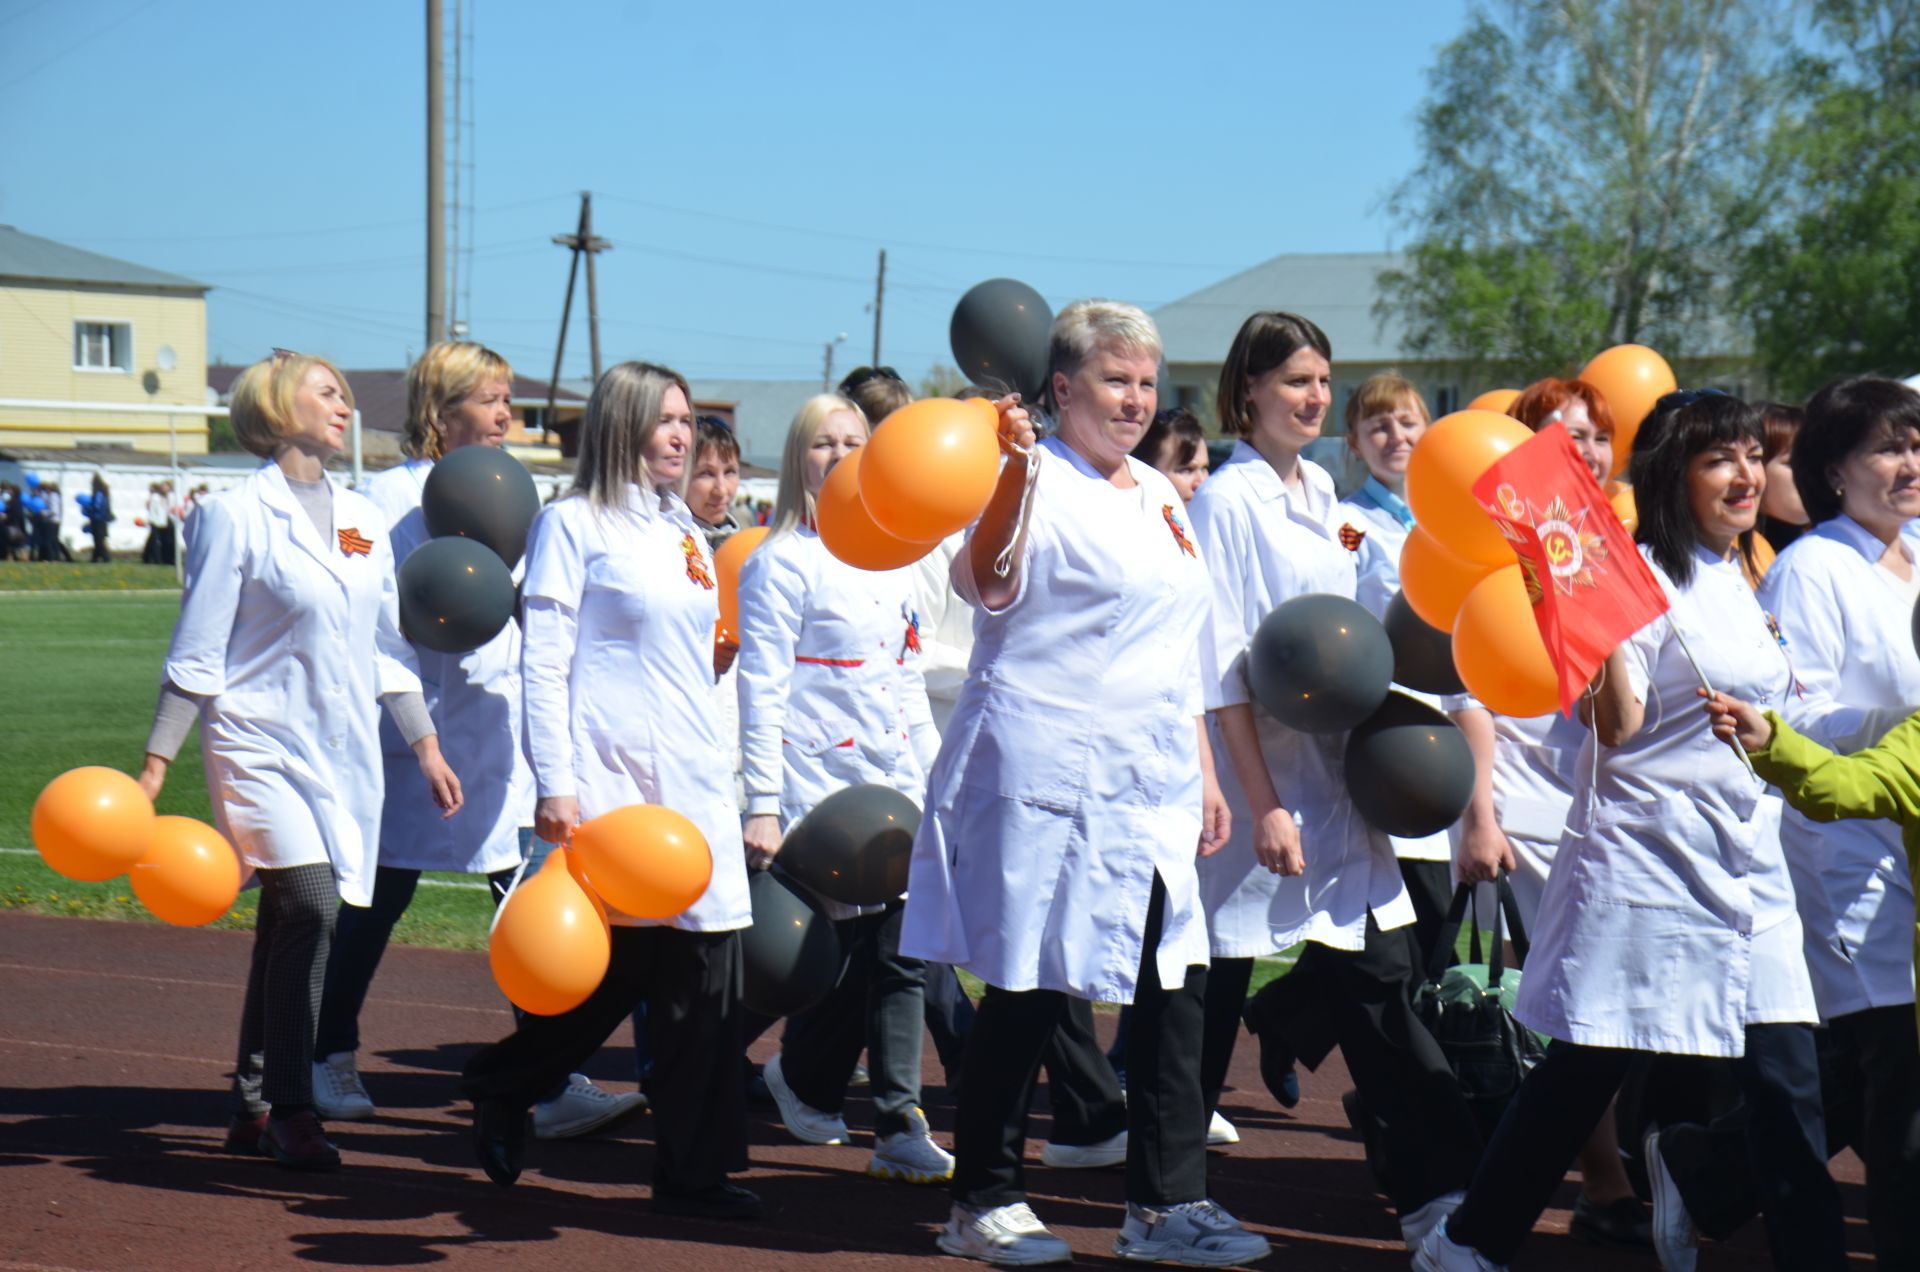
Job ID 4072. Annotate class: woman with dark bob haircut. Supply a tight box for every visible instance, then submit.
[1417,392,1842,1272]
[1755,375,1920,1266]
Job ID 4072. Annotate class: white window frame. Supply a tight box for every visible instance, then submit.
[73,319,133,373]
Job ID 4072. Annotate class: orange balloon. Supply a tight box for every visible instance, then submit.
[130,816,242,926]
[1400,526,1500,630]
[490,848,611,1016]
[714,525,770,637]
[1580,344,1676,477]
[815,448,939,571]
[1607,481,1638,534]
[1452,565,1560,717]
[31,766,156,882]
[570,803,714,919]
[1405,410,1534,566]
[1468,388,1520,415]
[858,397,1001,544]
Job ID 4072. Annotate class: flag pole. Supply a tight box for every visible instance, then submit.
[1668,622,1759,778]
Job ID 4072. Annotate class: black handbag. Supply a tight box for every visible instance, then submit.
[1412,874,1550,1139]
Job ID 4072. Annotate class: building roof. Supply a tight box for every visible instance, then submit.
[561,376,821,468]
[207,366,585,435]
[0,225,210,294]
[1153,251,1405,366]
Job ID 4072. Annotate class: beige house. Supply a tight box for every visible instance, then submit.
[0,226,212,455]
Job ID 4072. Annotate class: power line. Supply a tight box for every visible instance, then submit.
[58,193,572,246]
[0,0,160,94]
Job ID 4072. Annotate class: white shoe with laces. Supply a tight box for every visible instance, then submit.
[762,1052,849,1145]
[1400,1190,1466,1253]
[1113,1199,1271,1266]
[1206,1110,1240,1146]
[868,1106,954,1183]
[1413,1223,1507,1271]
[1039,1127,1126,1169]
[312,1051,375,1122]
[531,1073,646,1140]
[936,1201,1073,1266]
[1643,1128,1699,1272]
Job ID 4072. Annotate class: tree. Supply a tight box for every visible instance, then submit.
[1742,0,1920,397]
[918,363,968,399]
[1379,0,1792,382]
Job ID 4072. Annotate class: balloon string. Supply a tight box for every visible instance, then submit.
[993,447,1042,580]
[488,852,534,937]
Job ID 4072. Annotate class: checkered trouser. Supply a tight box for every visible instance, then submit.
[231,863,339,1114]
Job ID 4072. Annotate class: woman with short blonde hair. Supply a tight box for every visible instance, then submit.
[401,341,514,460]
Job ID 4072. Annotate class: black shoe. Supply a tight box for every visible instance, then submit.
[260,1110,341,1172]
[745,1065,776,1109]
[1570,1193,1653,1248]
[472,1100,526,1187]
[1241,994,1302,1109]
[223,1112,270,1157]
[652,1181,763,1220]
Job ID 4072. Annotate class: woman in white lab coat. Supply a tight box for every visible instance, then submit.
[1756,374,1920,1265]
[902,301,1267,1268]
[458,361,758,1221]
[735,392,951,1183]
[136,351,462,1171]
[1191,314,1478,1252]
[1419,392,1842,1272]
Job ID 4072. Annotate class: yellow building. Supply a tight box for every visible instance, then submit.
[0,225,211,455]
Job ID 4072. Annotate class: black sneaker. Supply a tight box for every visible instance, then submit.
[1570,1193,1653,1248]
[652,1181,763,1220]
[471,1099,527,1187]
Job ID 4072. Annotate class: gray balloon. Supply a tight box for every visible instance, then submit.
[397,537,515,654]
[1344,692,1475,838]
[1247,593,1395,733]
[781,784,920,907]
[421,446,540,570]
[1384,591,1467,695]
[740,869,843,1018]
[950,278,1053,401]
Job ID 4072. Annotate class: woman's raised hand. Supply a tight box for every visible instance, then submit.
[1701,688,1772,753]
[995,395,1036,457]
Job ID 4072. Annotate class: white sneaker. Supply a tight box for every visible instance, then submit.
[1039,1127,1126,1169]
[936,1201,1073,1266]
[868,1106,955,1183]
[1643,1128,1699,1272]
[762,1052,849,1145]
[1113,1199,1271,1266]
[530,1073,646,1140]
[1400,1190,1465,1253]
[1206,1110,1239,1147]
[1413,1223,1506,1271]
[311,1051,375,1122]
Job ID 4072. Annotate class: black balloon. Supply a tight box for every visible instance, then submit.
[421,445,540,569]
[397,537,516,654]
[740,869,843,1018]
[1247,593,1395,733]
[950,278,1053,400]
[1344,693,1476,838]
[781,784,920,907]
[1384,590,1467,695]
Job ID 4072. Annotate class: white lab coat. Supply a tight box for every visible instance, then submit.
[519,486,750,932]
[1517,545,1817,1057]
[1760,514,1920,1017]
[361,460,532,876]
[1339,484,1455,865]
[164,463,422,906]
[900,438,1213,1002]
[1189,443,1414,957]
[736,525,936,918]
[909,531,973,744]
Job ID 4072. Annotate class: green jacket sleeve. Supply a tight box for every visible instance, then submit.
[1751,710,1920,836]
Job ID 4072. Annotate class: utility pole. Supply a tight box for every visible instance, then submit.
[871,248,886,366]
[426,0,447,347]
[546,192,611,440]
[823,332,847,392]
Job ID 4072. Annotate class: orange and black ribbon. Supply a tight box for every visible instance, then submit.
[338,527,373,557]
[1337,522,1368,553]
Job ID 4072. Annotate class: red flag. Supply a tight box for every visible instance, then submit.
[1470,424,1669,716]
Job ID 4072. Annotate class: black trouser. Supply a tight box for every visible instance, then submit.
[951,873,1206,1209]
[1042,997,1129,1146]
[462,927,747,1195]
[1817,1004,1919,1264]
[232,863,338,1115]
[923,962,976,1083]
[1397,858,1454,972]
[775,901,926,1137]
[1245,911,1481,1212]
[88,525,109,562]
[315,863,519,1059]
[1197,955,1255,1118]
[1447,1026,1843,1269]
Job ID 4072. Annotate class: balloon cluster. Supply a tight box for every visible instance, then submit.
[32,767,242,926]
[1246,597,1473,837]
[490,804,714,1015]
[399,448,541,653]
[1404,344,1675,717]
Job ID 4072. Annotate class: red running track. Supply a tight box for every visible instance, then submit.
[0,913,1870,1270]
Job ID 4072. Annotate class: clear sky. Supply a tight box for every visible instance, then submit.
[0,0,1470,387]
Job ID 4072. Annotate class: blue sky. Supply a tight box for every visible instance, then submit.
[0,0,1470,387]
